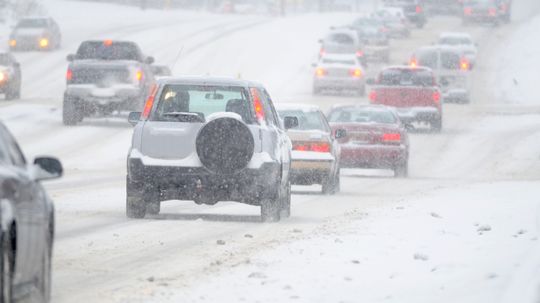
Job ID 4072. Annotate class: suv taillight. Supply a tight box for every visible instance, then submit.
[293,142,330,153]
[142,84,158,119]
[250,88,265,123]
[433,91,441,103]
[66,68,73,83]
[382,133,401,143]
[416,5,423,13]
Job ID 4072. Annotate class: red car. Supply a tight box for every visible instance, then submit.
[327,105,410,177]
[367,66,442,132]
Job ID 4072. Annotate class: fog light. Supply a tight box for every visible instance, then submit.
[39,38,49,48]
[9,40,16,47]
[0,72,7,83]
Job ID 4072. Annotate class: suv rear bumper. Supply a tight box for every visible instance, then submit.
[65,86,144,113]
[395,106,441,124]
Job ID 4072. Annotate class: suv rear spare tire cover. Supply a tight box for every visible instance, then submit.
[196,117,255,174]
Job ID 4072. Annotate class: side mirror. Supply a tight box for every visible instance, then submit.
[283,116,299,130]
[335,129,347,139]
[366,78,376,85]
[66,54,75,62]
[128,111,141,126]
[404,123,414,131]
[145,56,155,64]
[33,157,63,181]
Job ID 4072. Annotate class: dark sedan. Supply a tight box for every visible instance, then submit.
[327,105,410,177]
[0,122,62,302]
[9,17,62,51]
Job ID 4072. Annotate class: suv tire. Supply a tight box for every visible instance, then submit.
[1,233,13,303]
[63,96,81,126]
[126,177,146,219]
[280,181,291,219]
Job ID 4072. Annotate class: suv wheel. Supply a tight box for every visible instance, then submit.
[322,169,340,195]
[126,177,146,219]
[394,161,408,178]
[280,181,291,219]
[1,233,13,303]
[63,96,81,126]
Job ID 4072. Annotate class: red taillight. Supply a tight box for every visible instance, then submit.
[460,58,470,70]
[382,133,401,142]
[142,84,158,119]
[315,67,327,77]
[66,68,73,82]
[293,142,330,153]
[350,68,362,78]
[488,7,497,16]
[410,57,418,68]
[355,50,364,57]
[464,7,472,15]
[103,39,113,47]
[136,70,143,82]
[319,48,325,56]
[0,72,7,83]
[416,5,423,13]
[250,87,265,123]
[369,90,377,102]
[433,91,441,103]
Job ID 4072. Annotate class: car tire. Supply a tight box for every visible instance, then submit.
[394,161,408,178]
[1,232,13,303]
[126,177,146,219]
[39,235,52,303]
[261,184,282,222]
[322,169,340,195]
[431,118,442,132]
[145,187,161,216]
[62,96,81,126]
[279,181,291,219]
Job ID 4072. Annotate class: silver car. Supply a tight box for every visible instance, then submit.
[126,77,296,222]
[313,54,366,96]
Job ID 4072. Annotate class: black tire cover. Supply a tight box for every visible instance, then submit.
[196,117,255,174]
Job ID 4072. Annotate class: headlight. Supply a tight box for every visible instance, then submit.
[0,72,8,82]
[9,39,16,47]
[39,38,49,48]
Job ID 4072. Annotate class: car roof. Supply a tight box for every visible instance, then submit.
[274,103,321,112]
[439,32,473,39]
[329,104,394,112]
[416,45,465,54]
[156,76,264,88]
[382,65,433,72]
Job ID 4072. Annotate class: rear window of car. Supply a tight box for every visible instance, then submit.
[328,108,397,124]
[277,110,326,131]
[322,58,356,65]
[152,85,252,123]
[16,18,47,28]
[76,42,141,61]
[326,33,355,45]
[379,68,434,86]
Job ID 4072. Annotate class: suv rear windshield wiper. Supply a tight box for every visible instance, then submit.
[161,112,205,123]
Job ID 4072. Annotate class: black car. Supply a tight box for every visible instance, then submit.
[0,122,62,303]
[0,53,21,100]
[63,40,156,125]
[9,17,62,51]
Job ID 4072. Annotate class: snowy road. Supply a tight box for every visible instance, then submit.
[1,0,540,302]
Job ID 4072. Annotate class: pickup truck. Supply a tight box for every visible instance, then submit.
[63,40,155,125]
[367,66,442,132]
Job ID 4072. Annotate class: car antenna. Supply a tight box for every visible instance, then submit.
[170,45,185,73]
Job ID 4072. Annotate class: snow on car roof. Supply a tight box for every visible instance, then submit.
[416,45,467,54]
[274,103,321,112]
[439,32,473,39]
[156,76,263,88]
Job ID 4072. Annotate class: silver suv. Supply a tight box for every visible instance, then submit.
[126,77,298,222]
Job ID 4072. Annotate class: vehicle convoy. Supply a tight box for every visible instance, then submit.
[368,66,443,132]
[382,0,428,28]
[313,54,366,96]
[371,7,411,38]
[0,53,22,100]
[462,0,511,24]
[63,40,156,125]
[327,105,410,177]
[410,45,472,103]
[126,77,296,222]
[275,104,344,194]
[0,122,63,303]
[437,32,478,66]
[9,17,61,51]
[356,27,390,63]
[319,29,366,67]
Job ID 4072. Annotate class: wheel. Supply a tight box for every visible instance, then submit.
[322,169,340,195]
[279,181,291,219]
[126,177,146,219]
[431,118,442,132]
[394,161,408,178]
[1,232,13,303]
[145,186,161,216]
[261,184,282,222]
[39,235,52,303]
[62,95,81,126]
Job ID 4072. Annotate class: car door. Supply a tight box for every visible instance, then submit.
[0,125,45,284]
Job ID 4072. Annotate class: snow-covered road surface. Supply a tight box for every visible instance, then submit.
[1,0,540,302]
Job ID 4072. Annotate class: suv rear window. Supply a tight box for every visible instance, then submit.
[153,85,252,123]
[441,51,461,70]
[379,69,434,86]
[328,108,397,124]
[277,110,326,131]
[76,41,142,61]
[17,18,47,28]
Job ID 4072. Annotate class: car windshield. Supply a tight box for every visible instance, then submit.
[277,109,325,131]
[379,68,434,86]
[328,108,397,124]
[321,58,356,65]
[16,18,47,28]
[76,42,141,61]
[153,85,251,123]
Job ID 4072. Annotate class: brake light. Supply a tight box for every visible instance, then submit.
[416,5,423,13]
[382,133,401,142]
[315,68,327,77]
[464,7,472,15]
[293,142,330,153]
[488,7,497,16]
[250,88,265,122]
[103,39,113,47]
[9,39,16,47]
[433,91,441,103]
[369,90,377,102]
[142,84,158,119]
[355,50,364,57]
[460,58,470,70]
[319,48,325,56]
[136,70,143,82]
[350,68,362,78]
[0,72,7,83]
[66,68,73,82]
[410,57,418,68]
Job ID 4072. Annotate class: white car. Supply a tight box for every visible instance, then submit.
[372,7,411,38]
[437,32,478,66]
[313,54,366,96]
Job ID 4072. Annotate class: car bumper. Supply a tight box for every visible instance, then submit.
[314,77,365,90]
[290,151,335,185]
[340,144,407,169]
[10,36,50,50]
[66,86,143,111]
[395,106,441,124]
[442,89,469,102]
